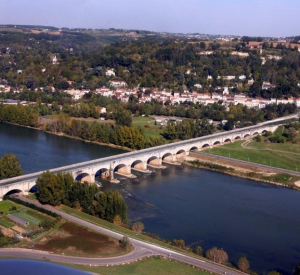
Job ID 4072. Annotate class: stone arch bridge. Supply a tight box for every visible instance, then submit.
[0,114,298,200]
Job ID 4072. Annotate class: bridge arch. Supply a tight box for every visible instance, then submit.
[244,134,250,138]
[224,138,231,143]
[176,149,186,161]
[114,164,129,174]
[201,143,210,149]
[131,160,145,170]
[162,153,173,162]
[189,146,198,152]
[213,141,221,145]
[29,185,38,193]
[95,168,110,181]
[253,132,259,136]
[147,156,161,166]
[234,136,241,140]
[4,189,23,198]
[75,172,92,184]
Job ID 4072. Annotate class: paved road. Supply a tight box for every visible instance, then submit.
[0,196,245,275]
[194,151,300,177]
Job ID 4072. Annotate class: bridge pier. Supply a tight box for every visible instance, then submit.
[114,165,137,179]
[131,161,152,174]
[148,158,166,169]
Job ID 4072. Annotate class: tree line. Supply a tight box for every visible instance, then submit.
[36,171,127,223]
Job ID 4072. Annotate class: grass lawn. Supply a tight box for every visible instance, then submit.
[0,201,18,215]
[62,256,209,275]
[132,116,155,123]
[132,116,165,139]
[207,140,300,172]
[0,219,14,228]
[11,209,41,225]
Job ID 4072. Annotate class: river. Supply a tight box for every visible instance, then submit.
[0,259,90,275]
[1,122,300,274]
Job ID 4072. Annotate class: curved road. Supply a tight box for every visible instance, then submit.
[0,196,245,275]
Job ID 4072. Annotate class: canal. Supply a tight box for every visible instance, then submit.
[1,122,300,274]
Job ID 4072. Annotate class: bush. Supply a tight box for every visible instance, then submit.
[119,236,130,248]
[269,135,284,143]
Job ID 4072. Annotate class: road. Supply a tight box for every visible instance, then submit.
[194,151,300,177]
[0,196,245,275]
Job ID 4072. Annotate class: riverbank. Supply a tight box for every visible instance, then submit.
[185,153,300,190]
[0,121,133,152]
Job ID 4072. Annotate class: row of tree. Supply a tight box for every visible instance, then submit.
[36,171,127,223]
[0,104,38,127]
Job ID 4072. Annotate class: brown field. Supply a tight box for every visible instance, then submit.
[34,222,132,257]
[248,41,299,48]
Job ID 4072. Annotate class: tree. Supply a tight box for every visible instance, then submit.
[115,110,132,127]
[0,154,24,180]
[113,215,122,226]
[237,256,250,272]
[294,261,300,275]
[172,239,186,249]
[205,247,228,264]
[193,246,203,256]
[36,171,66,206]
[119,236,130,248]
[132,221,145,233]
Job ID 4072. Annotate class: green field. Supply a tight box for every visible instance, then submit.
[132,116,155,123]
[0,219,14,228]
[132,116,164,139]
[207,140,300,172]
[0,201,18,215]
[10,209,41,225]
[63,256,209,275]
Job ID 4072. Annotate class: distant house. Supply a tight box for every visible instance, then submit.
[109,80,127,88]
[51,55,59,65]
[231,51,249,57]
[194,83,202,89]
[262,82,276,90]
[105,69,115,77]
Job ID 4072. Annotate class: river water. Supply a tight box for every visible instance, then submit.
[1,122,300,274]
[0,259,90,275]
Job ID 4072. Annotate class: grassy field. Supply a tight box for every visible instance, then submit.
[62,256,209,275]
[207,140,300,172]
[34,222,131,257]
[132,116,155,123]
[11,209,41,225]
[0,201,18,215]
[132,116,165,139]
[0,219,14,228]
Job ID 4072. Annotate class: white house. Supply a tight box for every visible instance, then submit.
[51,55,59,65]
[110,81,127,88]
[105,69,115,77]
[194,83,202,89]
